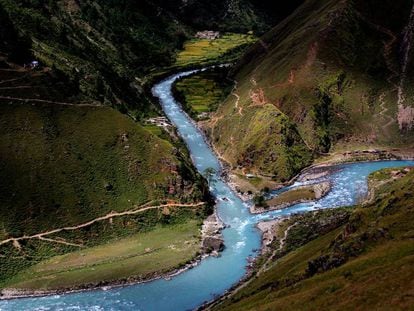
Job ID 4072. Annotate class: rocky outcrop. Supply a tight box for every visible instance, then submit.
[201,213,225,256]
[257,219,282,254]
[314,181,331,199]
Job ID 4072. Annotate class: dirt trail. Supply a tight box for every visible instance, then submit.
[378,93,396,133]
[0,74,30,85]
[231,80,243,116]
[234,92,242,116]
[0,202,205,249]
[259,222,296,274]
[0,96,102,107]
[358,12,399,132]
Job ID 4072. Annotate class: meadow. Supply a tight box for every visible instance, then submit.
[2,221,201,290]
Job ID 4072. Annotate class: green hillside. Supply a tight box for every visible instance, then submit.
[0,0,304,115]
[0,0,292,290]
[210,0,414,183]
[0,102,206,237]
[2,0,414,303]
[0,48,210,288]
[211,168,414,310]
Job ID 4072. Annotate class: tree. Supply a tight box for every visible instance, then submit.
[253,194,268,208]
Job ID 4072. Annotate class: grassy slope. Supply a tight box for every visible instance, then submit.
[0,0,183,114]
[266,186,315,207]
[213,103,312,181]
[212,170,414,310]
[0,99,209,285]
[2,221,201,290]
[0,63,209,287]
[210,0,414,183]
[0,103,203,237]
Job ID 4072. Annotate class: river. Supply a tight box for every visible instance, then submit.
[1,70,413,311]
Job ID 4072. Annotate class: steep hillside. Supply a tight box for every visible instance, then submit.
[0,37,210,289]
[0,0,305,116]
[210,168,414,310]
[0,0,188,115]
[0,62,210,286]
[0,0,307,291]
[173,0,305,34]
[210,0,414,183]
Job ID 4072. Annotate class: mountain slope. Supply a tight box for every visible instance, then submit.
[0,0,305,115]
[210,0,414,183]
[210,168,414,310]
[0,0,307,290]
[0,0,212,285]
[0,62,210,285]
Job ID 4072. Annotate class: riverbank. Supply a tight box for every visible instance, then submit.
[215,148,414,201]
[251,181,331,214]
[0,207,225,301]
[305,148,414,171]
[199,217,293,311]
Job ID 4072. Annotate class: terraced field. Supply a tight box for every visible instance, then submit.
[173,68,233,119]
[175,33,256,67]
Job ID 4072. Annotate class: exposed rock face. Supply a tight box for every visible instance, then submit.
[314,181,331,199]
[397,104,414,131]
[202,237,225,253]
[257,219,282,254]
[201,213,225,254]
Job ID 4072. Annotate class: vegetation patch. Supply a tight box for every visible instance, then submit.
[265,187,314,209]
[0,102,209,285]
[211,170,414,311]
[2,221,201,291]
[172,68,233,119]
[174,33,257,68]
[263,182,330,210]
[212,104,313,182]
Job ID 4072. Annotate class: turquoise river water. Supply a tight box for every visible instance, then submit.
[1,70,413,311]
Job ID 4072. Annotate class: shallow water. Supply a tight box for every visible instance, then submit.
[1,70,413,311]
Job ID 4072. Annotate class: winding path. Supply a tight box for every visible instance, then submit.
[378,92,396,133]
[357,12,398,132]
[231,80,243,116]
[0,202,205,248]
[2,68,413,310]
[0,96,102,107]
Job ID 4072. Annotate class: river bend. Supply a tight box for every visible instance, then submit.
[1,70,413,311]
